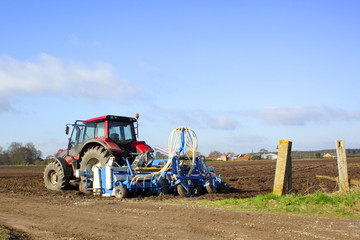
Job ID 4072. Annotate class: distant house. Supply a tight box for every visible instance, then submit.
[228,155,238,160]
[220,153,228,161]
[261,153,278,160]
[323,153,336,158]
[235,154,250,161]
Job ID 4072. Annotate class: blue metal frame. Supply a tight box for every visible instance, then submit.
[82,155,223,197]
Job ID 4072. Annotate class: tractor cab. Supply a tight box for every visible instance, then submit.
[58,115,153,167]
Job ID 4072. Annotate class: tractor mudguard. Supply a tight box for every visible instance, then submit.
[131,141,153,153]
[48,156,72,177]
[79,139,121,158]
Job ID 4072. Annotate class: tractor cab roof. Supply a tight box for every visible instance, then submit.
[85,115,137,123]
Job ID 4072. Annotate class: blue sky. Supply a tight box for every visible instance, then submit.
[1,1,360,157]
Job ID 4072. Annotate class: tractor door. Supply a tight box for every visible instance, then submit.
[67,121,85,156]
[83,122,95,141]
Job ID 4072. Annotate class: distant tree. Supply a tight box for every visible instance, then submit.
[315,152,321,158]
[8,142,26,165]
[155,152,167,160]
[56,149,64,156]
[0,153,10,165]
[259,148,268,154]
[208,150,222,158]
[0,146,10,165]
[34,159,47,166]
[24,143,42,164]
[250,154,261,160]
[4,142,42,165]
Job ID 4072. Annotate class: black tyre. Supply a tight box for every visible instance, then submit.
[194,185,204,195]
[159,186,169,195]
[44,161,69,191]
[218,182,228,193]
[79,146,111,193]
[80,146,111,172]
[158,178,169,195]
[206,180,217,194]
[177,184,191,198]
[114,185,128,199]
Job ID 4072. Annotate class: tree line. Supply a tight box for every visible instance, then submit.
[0,142,46,165]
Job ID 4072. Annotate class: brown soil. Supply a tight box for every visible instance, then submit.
[0,159,360,239]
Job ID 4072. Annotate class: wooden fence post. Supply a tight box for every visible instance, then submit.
[336,140,350,192]
[273,140,292,196]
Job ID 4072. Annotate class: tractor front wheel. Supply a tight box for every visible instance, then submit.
[44,161,69,191]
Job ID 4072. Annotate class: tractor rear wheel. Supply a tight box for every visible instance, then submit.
[114,185,128,199]
[44,161,69,191]
[79,146,111,193]
[177,184,191,197]
[80,146,111,172]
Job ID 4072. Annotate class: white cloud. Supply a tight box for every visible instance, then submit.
[150,106,239,130]
[0,53,140,111]
[238,106,360,126]
[194,110,239,130]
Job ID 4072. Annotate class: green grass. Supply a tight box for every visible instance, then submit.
[202,190,360,218]
[0,227,11,240]
[0,225,25,240]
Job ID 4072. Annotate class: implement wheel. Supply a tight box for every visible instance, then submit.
[177,184,191,198]
[206,180,217,194]
[44,161,69,191]
[114,185,128,199]
[79,181,92,195]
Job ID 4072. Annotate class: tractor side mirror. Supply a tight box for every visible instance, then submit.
[65,126,70,135]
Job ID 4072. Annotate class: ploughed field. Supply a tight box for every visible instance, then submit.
[1,158,359,200]
[209,158,360,199]
[1,158,360,240]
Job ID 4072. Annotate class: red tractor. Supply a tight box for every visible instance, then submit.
[43,114,153,194]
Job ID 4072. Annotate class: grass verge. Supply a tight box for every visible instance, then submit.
[202,190,360,219]
[0,226,13,240]
[0,225,30,240]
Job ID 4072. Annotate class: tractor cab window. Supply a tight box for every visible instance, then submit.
[83,122,95,141]
[96,122,105,138]
[109,121,135,143]
[83,121,105,141]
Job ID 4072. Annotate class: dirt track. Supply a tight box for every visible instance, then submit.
[1,159,360,239]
